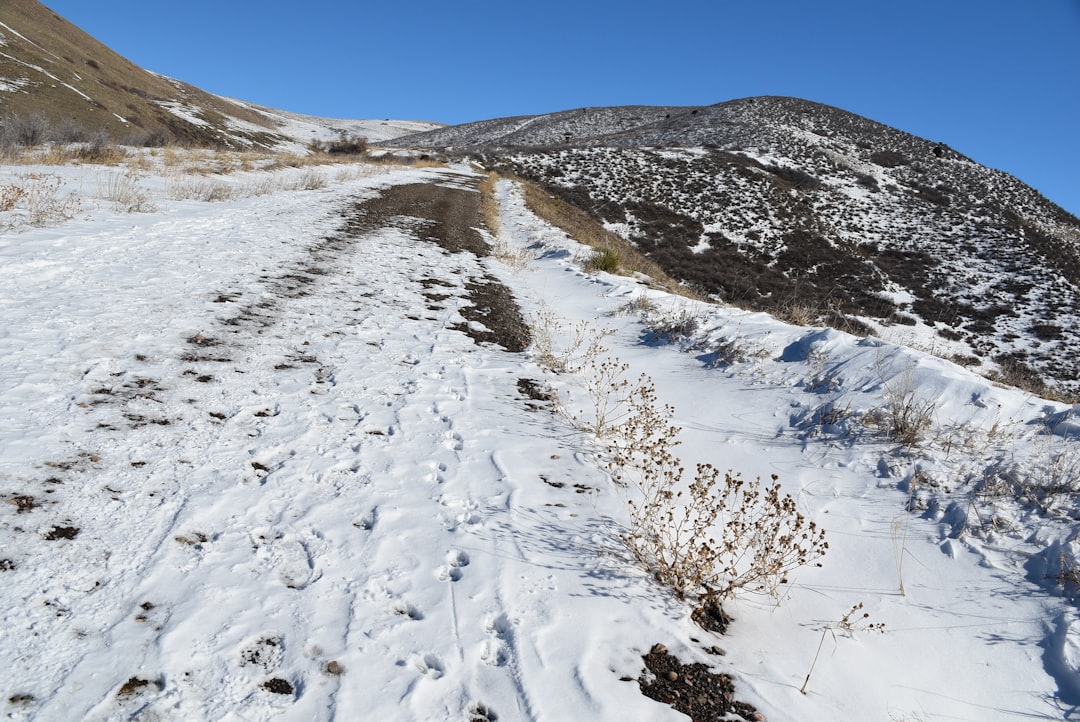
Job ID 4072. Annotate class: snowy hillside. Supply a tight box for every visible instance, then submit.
[2,153,1080,721]
[392,97,1080,398]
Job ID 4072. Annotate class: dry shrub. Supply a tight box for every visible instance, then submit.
[168,177,235,202]
[528,312,614,375]
[610,376,828,602]
[293,169,327,190]
[585,247,621,274]
[0,183,26,212]
[21,174,82,226]
[98,170,156,213]
[880,371,936,447]
[643,307,700,345]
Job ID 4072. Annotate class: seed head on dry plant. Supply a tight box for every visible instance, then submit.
[528,311,614,375]
[801,602,884,695]
[611,373,827,603]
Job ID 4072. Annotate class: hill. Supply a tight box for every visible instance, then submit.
[391,97,1080,397]
[0,0,439,148]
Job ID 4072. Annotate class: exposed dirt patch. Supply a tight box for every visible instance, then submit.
[453,277,529,352]
[517,378,554,409]
[639,643,762,721]
[116,677,158,697]
[9,494,38,513]
[691,599,732,634]
[44,525,79,540]
[352,181,531,353]
[262,677,294,695]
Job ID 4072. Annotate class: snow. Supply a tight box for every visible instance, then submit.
[2,154,1079,721]
[224,98,445,147]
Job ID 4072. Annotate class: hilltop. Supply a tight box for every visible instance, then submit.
[391,97,1080,398]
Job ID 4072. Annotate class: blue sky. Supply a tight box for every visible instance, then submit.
[44,0,1079,217]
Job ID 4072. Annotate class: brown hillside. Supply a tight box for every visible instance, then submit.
[0,0,286,146]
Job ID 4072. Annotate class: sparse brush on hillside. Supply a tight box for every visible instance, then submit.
[308,134,369,156]
[515,177,695,297]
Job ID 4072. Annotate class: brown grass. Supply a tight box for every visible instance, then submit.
[516,178,698,298]
[477,170,501,236]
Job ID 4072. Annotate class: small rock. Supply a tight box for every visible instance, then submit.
[666,671,679,682]
[325,660,344,675]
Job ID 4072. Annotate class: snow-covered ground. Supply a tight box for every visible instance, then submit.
[2,155,1079,721]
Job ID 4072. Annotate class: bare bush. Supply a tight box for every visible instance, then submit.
[292,169,328,191]
[882,378,936,447]
[98,171,156,213]
[22,174,82,227]
[1,112,50,148]
[866,364,936,447]
[644,307,700,345]
[611,375,827,602]
[168,177,235,202]
[528,312,614,375]
[0,183,26,212]
[49,118,92,144]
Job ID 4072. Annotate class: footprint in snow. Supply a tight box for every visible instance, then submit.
[392,601,425,621]
[410,653,444,679]
[480,613,513,667]
[436,549,469,582]
[266,534,318,590]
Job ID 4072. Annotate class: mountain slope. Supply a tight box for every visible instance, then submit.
[393,97,1080,396]
[0,0,439,148]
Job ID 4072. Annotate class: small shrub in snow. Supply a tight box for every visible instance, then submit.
[882,382,936,447]
[586,247,621,274]
[619,292,660,316]
[867,365,936,447]
[98,170,156,213]
[0,183,26,213]
[289,169,328,191]
[801,602,884,695]
[644,307,699,345]
[607,371,827,603]
[21,174,82,227]
[528,312,613,375]
[168,177,235,203]
[702,336,747,368]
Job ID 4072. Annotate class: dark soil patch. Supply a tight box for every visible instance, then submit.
[262,677,294,695]
[453,277,530,352]
[691,599,733,634]
[639,643,761,721]
[44,525,79,540]
[9,495,37,513]
[517,378,553,404]
[116,677,157,697]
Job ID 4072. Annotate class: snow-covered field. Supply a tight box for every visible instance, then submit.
[2,154,1079,721]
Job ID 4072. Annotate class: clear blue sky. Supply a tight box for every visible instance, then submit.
[44,0,1080,217]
